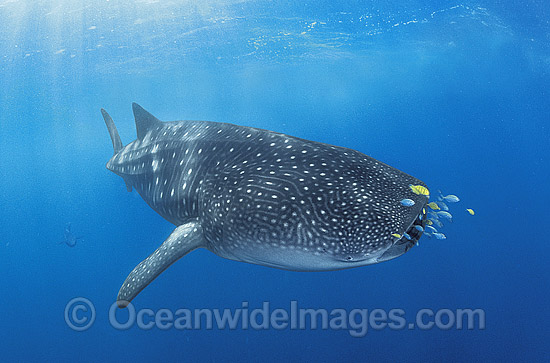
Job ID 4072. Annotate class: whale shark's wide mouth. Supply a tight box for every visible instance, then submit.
[376,206,427,263]
[404,208,427,246]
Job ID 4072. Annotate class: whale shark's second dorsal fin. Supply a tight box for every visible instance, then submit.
[132,103,162,139]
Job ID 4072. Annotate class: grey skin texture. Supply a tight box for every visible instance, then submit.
[102,103,428,308]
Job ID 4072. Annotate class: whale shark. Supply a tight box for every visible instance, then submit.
[102,103,428,307]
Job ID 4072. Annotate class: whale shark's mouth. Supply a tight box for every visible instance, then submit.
[377,206,427,263]
[397,207,427,252]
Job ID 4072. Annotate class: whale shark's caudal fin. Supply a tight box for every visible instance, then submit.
[101,108,133,192]
[132,102,162,139]
[101,109,123,154]
[116,221,204,308]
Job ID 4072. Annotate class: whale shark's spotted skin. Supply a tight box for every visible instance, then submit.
[102,103,428,307]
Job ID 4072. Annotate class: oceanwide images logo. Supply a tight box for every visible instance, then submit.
[65,298,485,336]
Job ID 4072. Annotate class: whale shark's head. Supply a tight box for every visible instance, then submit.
[217,174,429,271]
[328,202,427,265]
[205,143,430,271]
[315,177,428,267]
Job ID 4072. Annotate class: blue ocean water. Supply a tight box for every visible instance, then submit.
[0,0,548,361]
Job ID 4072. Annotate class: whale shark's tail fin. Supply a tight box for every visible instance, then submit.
[101,109,123,155]
[101,108,133,192]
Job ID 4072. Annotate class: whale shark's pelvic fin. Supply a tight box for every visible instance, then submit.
[116,221,204,308]
[101,108,133,192]
[132,102,162,140]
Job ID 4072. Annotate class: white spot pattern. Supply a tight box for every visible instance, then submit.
[106,114,428,279]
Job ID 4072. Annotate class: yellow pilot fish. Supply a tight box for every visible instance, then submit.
[409,184,430,196]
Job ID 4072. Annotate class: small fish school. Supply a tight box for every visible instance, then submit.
[392,185,475,242]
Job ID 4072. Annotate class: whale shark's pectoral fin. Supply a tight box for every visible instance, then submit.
[116,221,203,308]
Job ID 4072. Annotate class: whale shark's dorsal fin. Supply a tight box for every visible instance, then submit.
[132,103,162,139]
